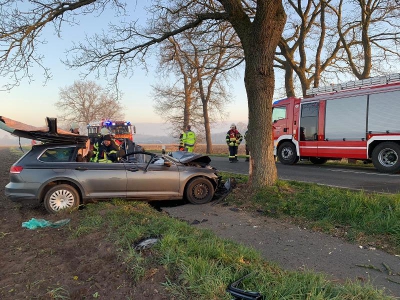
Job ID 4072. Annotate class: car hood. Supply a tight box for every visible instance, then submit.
[0,116,88,144]
[168,151,211,164]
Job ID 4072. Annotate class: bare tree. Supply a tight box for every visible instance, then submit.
[276,0,343,97]
[56,80,124,129]
[0,0,286,188]
[153,24,241,153]
[328,0,400,80]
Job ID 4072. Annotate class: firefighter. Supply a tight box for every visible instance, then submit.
[181,125,196,152]
[226,123,243,163]
[90,134,122,163]
[244,127,250,162]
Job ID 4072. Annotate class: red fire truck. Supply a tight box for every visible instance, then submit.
[87,120,136,143]
[273,73,400,173]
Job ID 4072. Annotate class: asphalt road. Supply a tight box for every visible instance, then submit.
[209,157,400,194]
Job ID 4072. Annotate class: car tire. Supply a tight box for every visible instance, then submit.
[44,184,80,213]
[185,178,214,205]
[372,142,400,173]
[277,142,298,165]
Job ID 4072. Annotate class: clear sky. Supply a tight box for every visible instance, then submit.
[0,2,249,133]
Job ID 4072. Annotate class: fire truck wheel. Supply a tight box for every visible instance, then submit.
[309,157,328,165]
[277,142,298,165]
[372,142,400,173]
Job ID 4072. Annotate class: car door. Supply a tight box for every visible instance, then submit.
[125,157,180,200]
[73,161,127,199]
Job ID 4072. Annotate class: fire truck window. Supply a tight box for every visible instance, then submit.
[300,102,319,141]
[369,90,400,133]
[272,106,286,122]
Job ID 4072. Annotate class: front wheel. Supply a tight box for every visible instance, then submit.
[185,178,214,204]
[44,184,80,213]
[277,142,298,165]
[371,142,400,173]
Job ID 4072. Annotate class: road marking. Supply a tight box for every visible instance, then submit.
[328,169,400,177]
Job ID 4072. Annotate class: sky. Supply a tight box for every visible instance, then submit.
[0,2,249,136]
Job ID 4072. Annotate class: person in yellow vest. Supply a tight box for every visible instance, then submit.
[181,125,197,152]
[226,123,243,163]
[90,134,122,163]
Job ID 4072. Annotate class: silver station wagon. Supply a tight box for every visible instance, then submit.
[1,116,222,213]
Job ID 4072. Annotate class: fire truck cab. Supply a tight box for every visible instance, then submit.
[273,73,400,173]
[87,120,136,144]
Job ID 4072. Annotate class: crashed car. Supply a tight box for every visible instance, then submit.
[1,116,222,213]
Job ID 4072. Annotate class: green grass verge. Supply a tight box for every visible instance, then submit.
[73,200,393,299]
[220,172,400,254]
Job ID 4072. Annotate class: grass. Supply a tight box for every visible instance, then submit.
[221,173,400,254]
[73,200,394,299]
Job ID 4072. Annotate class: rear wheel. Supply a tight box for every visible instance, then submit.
[185,178,214,204]
[44,184,80,213]
[277,142,298,165]
[309,157,328,165]
[372,142,400,173]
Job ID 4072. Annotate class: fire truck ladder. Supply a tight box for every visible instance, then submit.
[306,73,400,96]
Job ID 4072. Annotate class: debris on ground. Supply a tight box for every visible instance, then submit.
[22,218,70,230]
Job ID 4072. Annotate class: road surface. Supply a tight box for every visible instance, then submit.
[209,157,400,194]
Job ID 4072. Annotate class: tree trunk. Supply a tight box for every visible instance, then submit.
[198,76,213,154]
[241,1,286,188]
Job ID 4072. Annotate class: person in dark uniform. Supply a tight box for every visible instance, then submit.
[226,123,243,163]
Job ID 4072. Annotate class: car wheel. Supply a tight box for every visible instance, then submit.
[277,142,298,165]
[44,184,80,213]
[186,178,214,205]
[309,157,328,165]
[372,142,400,173]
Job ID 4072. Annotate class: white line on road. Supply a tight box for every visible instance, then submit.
[328,169,400,177]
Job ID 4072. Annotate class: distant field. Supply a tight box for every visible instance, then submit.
[140,143,246,155]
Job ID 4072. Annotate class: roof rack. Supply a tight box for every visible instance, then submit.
[306,73,400,96]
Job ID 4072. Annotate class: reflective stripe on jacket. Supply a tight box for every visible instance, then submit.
[91,140,120,163]
[226,129,243,146]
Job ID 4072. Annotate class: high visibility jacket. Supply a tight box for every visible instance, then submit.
[91,139,121,163]
[226,129,243,146]
[183,130,196,147]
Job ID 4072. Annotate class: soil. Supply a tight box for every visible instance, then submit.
[1,147,399,299]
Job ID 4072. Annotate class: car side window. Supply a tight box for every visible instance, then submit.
[39,147,75,162]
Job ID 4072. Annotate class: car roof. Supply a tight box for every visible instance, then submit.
[0,116,88,145]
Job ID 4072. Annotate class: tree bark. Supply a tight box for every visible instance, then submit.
[220,1,286,187]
